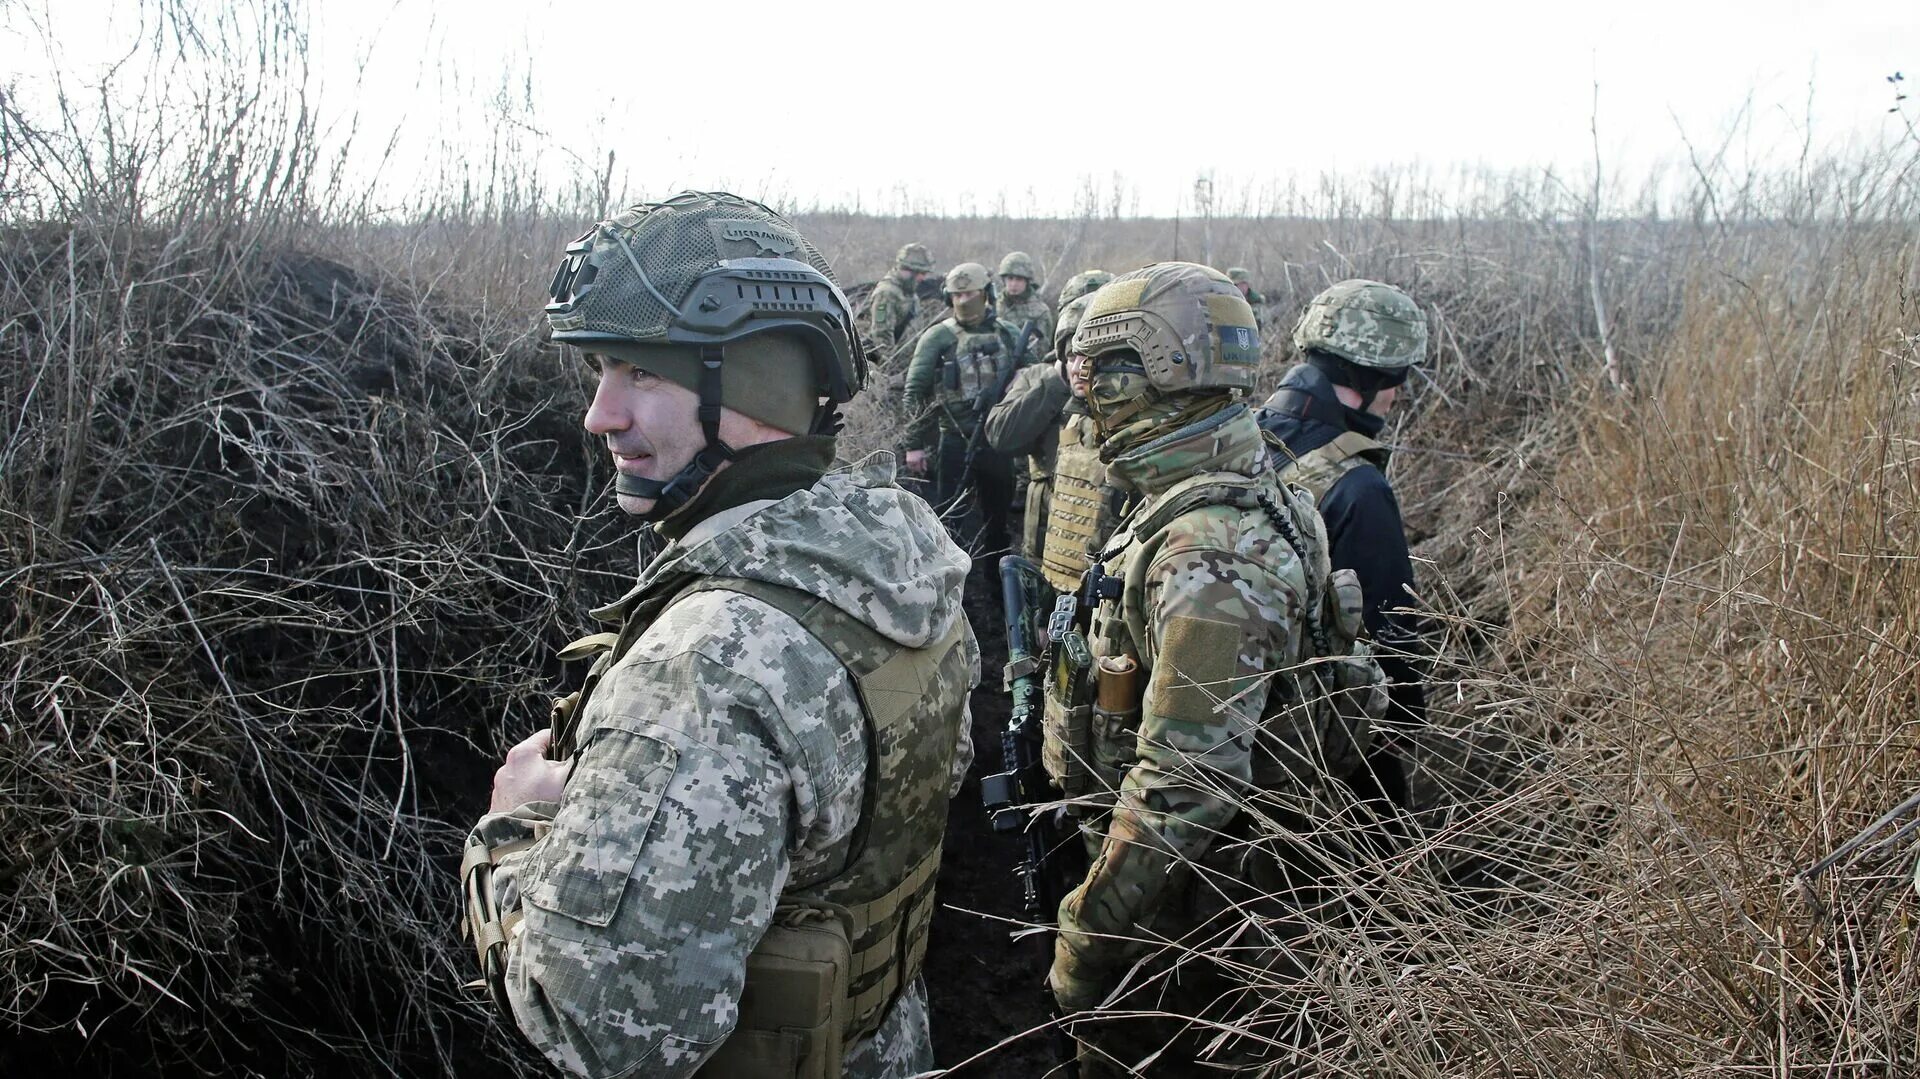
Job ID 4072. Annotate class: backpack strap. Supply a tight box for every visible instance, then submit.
[1268,430,1390,505]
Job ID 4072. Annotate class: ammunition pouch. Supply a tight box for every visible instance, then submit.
[460,830,539,1019]
[1042,621,1096,799]
[699,900,853,1079]
[1088,654,1143,790]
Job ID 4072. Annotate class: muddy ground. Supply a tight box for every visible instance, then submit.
[923,557,1063,1077]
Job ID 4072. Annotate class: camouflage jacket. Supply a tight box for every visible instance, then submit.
[470,456,977,1078]
[998,294,1054,354]
[867,274,918,361]
[985,362,1070,479]
[902,314,1035,452]
[1049,405,1328,1005]
[984,363,1070,558]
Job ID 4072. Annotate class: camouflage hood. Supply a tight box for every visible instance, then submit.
[608,454,970,649]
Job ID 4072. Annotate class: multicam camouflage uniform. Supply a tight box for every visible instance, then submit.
[868,243,933,362]
[464,193,978,1079]
[997,250,1054,348]
[1046,264,1386,1076]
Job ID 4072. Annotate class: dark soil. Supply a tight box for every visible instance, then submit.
[924,558,1063,1077]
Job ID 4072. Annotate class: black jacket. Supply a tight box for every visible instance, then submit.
[1256,364,1429,761]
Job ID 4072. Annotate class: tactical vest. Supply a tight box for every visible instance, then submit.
[871,277,917,342]
[1039,412,1110,594]
[1267,429,1390,505]
[525,574,967,1079]
[934,317,1018,428]
[999,297,1051,346]
[1072,471,1385,800]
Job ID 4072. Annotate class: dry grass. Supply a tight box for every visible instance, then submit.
[4,3,1920,1075]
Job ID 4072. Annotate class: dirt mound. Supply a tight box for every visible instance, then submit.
[0,231,623,1076]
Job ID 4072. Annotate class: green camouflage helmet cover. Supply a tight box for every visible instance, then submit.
[1071,262,1260,394]
[896,242,934,273]
[997,250,1040,285]
[544,191,865,405]
[1057,269,1114,307]
[1291,278,1428,370]
[1225,266,1253,285]
[1053,294,1094,356]
[943,262,993,295]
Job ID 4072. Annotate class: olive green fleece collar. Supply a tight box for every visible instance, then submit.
[654,435,836,541]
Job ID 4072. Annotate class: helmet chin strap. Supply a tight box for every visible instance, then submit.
[613,346,737,521]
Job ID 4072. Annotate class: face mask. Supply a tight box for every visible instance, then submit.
[1086,361,1154,437]
[952,292,988,323]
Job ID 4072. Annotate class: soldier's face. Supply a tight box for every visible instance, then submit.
[949,288,987,323]
[1235,281,1250,298]
[1064,351,1090,398]
[582,356,717,517]
[1001,275,1028,297]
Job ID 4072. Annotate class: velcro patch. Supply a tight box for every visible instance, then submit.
[1205,295,1260,367]
[1146,615,1242,722]
[709,218,799,258]
[1085,279,1149,319]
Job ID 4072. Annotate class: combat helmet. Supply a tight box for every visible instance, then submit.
[944,262,993,295]
[896,242,934,274]
[1053,293,1094,357]
[1226,267,1253,285]
[1071,262,1260,395]
[545,190,864,517]
[1291,279,1427,370]
[1056,269,1113,307]
[997,250,1041,286]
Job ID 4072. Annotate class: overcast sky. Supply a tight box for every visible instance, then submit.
[5,0,1916,216]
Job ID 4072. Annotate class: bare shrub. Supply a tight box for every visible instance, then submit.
[6,2,1920,1074]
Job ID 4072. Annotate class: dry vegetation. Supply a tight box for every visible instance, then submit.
[4,4,1919,1076]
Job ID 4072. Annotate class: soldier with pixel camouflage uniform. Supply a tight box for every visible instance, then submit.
[868,242,934,364]
[1042,263,1387,1076]
[984,290,1111,569]
[1226,266,1265,311]
[997,250,1055,348]
[902,261,1038,554]
[1256,279,1432,812]
[460,192,978,1079]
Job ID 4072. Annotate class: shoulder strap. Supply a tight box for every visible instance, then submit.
[1271,430,1389,503]
[673,577,964,863]
[675,576,897,675]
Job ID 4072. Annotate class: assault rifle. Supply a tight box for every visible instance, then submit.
[982,553,1083,1076]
